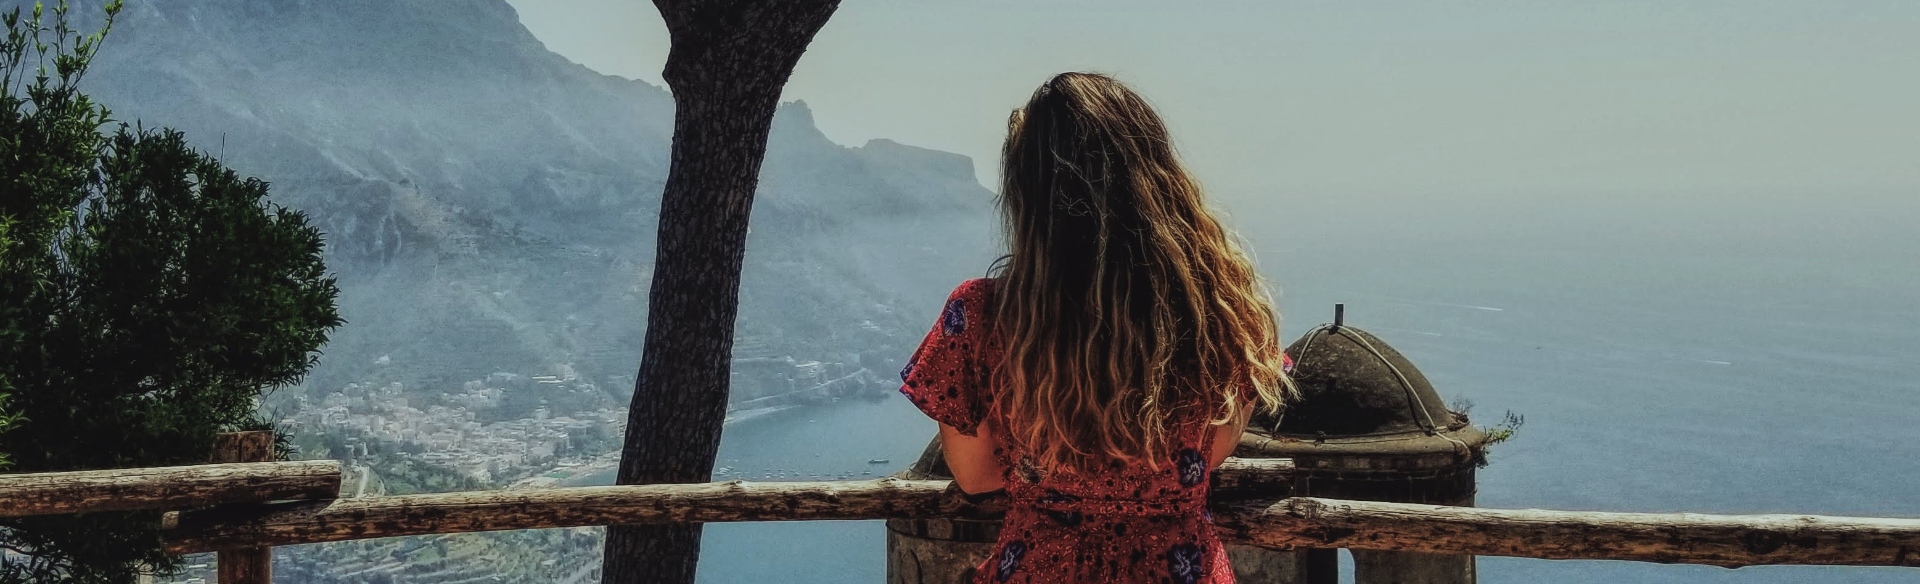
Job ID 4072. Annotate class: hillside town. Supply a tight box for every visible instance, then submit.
[281,373,624,490]
[154,351,901,584]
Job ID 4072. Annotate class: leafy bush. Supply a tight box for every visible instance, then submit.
[0,2,342,581]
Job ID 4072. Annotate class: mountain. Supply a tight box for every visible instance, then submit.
[51,0,999,402]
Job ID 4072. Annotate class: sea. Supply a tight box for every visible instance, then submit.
[584,198,1920,583]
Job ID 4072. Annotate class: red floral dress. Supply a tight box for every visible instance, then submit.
[899,278,1258,584]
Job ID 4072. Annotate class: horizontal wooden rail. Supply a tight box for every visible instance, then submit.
[0,454,1873,568]
[158,461,1920,569]
[163,478,977,552]
[164,457,1297,553]
[1216,497,1920,568]
[0,461,341,518]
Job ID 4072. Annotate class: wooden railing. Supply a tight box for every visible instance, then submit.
[0,460,338,518]
[2,449,1917,582]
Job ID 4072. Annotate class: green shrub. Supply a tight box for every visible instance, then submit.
[0,2,342,581]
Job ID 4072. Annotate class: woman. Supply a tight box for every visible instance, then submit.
[899,72,1297,584]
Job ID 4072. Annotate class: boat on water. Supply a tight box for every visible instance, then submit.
[866,458,890,465]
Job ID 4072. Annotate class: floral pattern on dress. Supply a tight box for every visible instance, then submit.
[941,297,967,335]
[996,540,1028,582]
[900,279,1247,583]
[1176,449,1207,487]
[1167,543,1207,584]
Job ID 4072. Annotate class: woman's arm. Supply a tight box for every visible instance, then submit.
[939,418,1007,494]
[1207,404,1253,469]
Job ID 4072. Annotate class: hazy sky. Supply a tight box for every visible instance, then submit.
[504,0,1918,218]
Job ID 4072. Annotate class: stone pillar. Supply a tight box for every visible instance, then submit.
[1227,545,1311,583]
[1349,493,1476,584]
[1225,441,1312,584]
[1237,433,1485,584]
[885,438,996,584]
[1351,549,1475,584]
[1237,320,1491,584]
[886,515,999,584]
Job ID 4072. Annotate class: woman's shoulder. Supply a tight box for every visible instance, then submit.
[930,278,1000,342]
[945,277,1001,304]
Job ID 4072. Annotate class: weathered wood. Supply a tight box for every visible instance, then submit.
[169,459,1290,553]
[1217,456,1314,584]
[211,431,276,466]
[0,461,341,518]
[214,431,276,584]
[217,549,270,584]
[147,453,1920,571]
[1215,497,1920,569]
[165,472,1920,570]
[1211,457,1296,493]
[167,479,996,553]
[1217,454,1309,584]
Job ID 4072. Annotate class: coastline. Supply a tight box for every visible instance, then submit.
[504,404,806,489]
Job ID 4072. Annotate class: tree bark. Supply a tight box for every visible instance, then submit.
[0,460,339,518]
[602,1,840,583]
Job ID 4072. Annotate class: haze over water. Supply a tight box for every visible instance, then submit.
[522,2,1920,582]
[582,196,1920,583]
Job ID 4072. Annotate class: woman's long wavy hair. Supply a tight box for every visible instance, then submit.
[989,72,1296,474]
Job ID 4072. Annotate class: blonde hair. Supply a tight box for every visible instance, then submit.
[990,72,1296,474]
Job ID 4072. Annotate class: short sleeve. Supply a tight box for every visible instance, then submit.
[899,279,995,436]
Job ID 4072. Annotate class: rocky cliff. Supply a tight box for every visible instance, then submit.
[43,0,999,400]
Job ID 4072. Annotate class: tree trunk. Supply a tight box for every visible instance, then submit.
[602,2,840,583]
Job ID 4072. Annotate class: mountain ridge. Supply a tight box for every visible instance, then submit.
[34,0,999,400]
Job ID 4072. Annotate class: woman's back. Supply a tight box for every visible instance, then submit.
[900,72,1294,584]
[902,278,1238,584]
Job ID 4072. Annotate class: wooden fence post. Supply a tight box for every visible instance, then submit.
[211,431,275,584]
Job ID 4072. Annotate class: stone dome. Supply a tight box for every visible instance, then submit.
[1251,320,1465,438]
[1236,309,1489,501]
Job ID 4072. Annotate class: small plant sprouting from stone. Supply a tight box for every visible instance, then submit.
[1449,397,1522,468]
[1484,410,1524,445]
[1450,397,1476,419]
